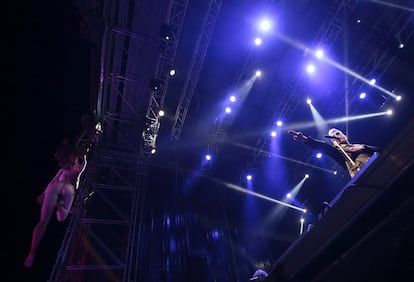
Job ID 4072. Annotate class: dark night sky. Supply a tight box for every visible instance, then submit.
[7,1,91,281]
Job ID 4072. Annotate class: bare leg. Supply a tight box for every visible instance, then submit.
[56,184,75,222]
[24,189,57,267]
[24,220,49,267]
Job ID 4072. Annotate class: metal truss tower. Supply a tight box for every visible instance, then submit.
[170,0,223,141]
[48,0,187,281]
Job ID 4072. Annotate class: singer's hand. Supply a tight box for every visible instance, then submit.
[288,130,307,143]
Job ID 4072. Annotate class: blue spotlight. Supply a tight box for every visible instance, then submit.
[276,120,283,127]
[316,152,322,159]
[300,217,305,234]
[306,98,312,105]
[211,230,220,239]
[205,154,212,161]
[254,37,262,46]
[258,18,272,32]
[270,130,277,137]
[225,107,232,114]
[229,95,236,102]
[369,78,376,85]
[315,49,324,58]
[306,64,316,74]
[359,92,366,99]
[286,193,292,198]
[246,174,253,181]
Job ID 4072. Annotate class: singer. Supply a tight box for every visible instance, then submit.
[288,128,381,178]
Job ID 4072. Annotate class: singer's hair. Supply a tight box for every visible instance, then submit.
[54,139,86,169]
[328,128,342,136]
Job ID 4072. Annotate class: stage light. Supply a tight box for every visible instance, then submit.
[369,78,376,85]
[306,64,316,74]
[396,95,402,101]
[306,98,312,105]
[142,119,160,152]
[225,107,231,114]
[230,95,236,102]
[258,18,272,32]
[300,217,305,234]
[160,23,173,41]
[158,110,165,117]
[304,174,309,179]
[255,70,262,77]
[276,120,283,127]
[95,122,103,134]
[399,43,404,49]
[150,148,156,154]
[150,78,163,90]
[211,230,220,239]
[316,153,322,159]
[315,49,324,58]
[169,69,176,76]
[270,131,277,137]
[359,92,366,99]
[246,174,252,181]
[286,193,292,198]
[386,109,393,115]
[254,37,262,46]
[205,154,212,161]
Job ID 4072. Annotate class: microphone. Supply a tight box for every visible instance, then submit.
[324,135,340,140]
